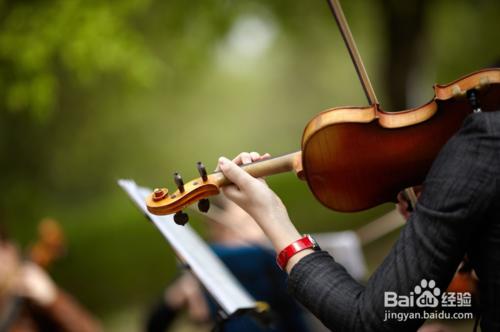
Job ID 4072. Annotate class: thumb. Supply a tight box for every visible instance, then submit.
[218,157,254,191]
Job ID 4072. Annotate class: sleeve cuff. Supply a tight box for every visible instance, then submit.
[287,250,335,294]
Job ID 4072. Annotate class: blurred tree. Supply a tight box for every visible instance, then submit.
[380,0,429,110]
[0,0,161,120]
[0,0,499,328]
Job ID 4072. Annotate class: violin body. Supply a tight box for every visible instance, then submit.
[303,69,500,211]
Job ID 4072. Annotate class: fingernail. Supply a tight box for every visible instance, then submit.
[218,157,228,169]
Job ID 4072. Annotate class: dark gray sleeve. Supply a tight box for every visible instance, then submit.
[288,112,499,332]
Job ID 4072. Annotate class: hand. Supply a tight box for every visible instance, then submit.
[218,152,303,253]
[164,272,209,322]
[201,194,269,246]
[200,153,270,245]
[0,242,21,296]
[396,186,423,220]
[0,242,56,306]
[18,262,57,306]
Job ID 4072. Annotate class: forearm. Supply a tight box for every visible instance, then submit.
[287,203,466,332]
[288,251,367,331]
[251,207,315,272]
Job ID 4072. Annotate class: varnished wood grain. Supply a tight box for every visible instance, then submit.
[301,76,500,212]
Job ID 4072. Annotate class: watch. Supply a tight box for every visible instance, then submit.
[276,234,320,270]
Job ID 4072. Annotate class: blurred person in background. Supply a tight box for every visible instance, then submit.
[0,222,102,332]
[146,154,310,332]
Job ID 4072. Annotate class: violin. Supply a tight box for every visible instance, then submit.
[145,0,500,224]
[28,218,65,268]
[0,219,65,331]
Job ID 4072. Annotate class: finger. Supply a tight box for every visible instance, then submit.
[259,153,271,160]
[186,286,210,322]
[252,152,271,183]
[245,152,269,183]
[218,157,256,191]
[240,152,253,165]
[396,203,405,217]
[249,152,262,162]
[250,152,271,163]
[396,191,406,204]
[398,200,408,211]
[395,202,411,221]
[396,199,408,213]
[216,152,268,171]
[414,185,423,198]
[232,152,251,165]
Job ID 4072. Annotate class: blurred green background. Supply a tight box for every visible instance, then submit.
[1,0,499,330]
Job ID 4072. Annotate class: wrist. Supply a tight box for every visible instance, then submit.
[286,249,314,273]
[272,229,302,253]
[276,234,320,271]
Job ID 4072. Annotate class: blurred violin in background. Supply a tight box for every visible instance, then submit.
[29,218,66,269]
[0,218,66,332]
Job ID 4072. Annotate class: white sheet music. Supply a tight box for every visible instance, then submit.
[118,179,256,316]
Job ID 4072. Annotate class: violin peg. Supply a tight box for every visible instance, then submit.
[197,162,208,182]
[173,211,189,226]
[152,188,168,201]
[174,172,185,193]
[198,199,210,213]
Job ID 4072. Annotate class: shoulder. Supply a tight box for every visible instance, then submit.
[459,110,500,136]
[421,111,499,213]
[483,110,500,135]
[436,111,499,162]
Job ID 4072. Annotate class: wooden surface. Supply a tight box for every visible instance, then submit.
[301,69,500,212]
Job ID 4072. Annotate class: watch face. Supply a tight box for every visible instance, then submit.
[307,235,320,249]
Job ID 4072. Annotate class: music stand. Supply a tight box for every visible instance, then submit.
[118,179,269,330]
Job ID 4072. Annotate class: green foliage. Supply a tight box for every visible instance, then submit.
[0,0,499,330]
[0,0,161,120]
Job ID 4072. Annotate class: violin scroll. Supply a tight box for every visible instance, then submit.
[146,161,222,219]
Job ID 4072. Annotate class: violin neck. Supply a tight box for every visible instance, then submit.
[213,151,303,187]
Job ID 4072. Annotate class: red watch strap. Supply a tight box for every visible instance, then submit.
[276,235,319,270]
